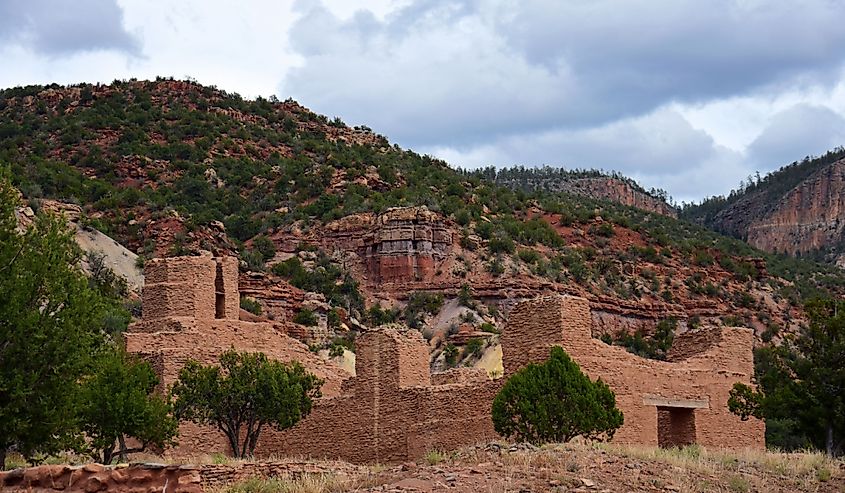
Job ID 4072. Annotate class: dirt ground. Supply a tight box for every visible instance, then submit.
[345,442,845,493]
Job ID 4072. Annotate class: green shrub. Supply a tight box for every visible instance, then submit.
[293,308,318,326]
[487,257,505,277]
[367,303,400,326]
[492,346,623,444]
[328,344,345,358]
[517,248,540,264]
[465,338,484,357]
[252,235,276,262]
[457,283,474,307]
[444,343,458,367]
[488,234,515,254]
[327,308,341,328]
[480,322,499,334]
[239,296,262,316]
[590,222,614,238]
[693,250,714,266]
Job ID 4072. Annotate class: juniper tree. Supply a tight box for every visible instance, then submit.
[492,346,623,445]
[79,347,177,464]
[0,174,106,468]
[170,349,322,458]
[729,298,845,455]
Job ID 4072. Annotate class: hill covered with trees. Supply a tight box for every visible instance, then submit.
[1,78,843,370]
[682,148,845,265]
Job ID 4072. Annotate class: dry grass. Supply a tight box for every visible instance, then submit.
[599,442,842,492]
[209,473,383,493]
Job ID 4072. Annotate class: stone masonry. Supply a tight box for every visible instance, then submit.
[126,257,763,463]
[501,296,764,450]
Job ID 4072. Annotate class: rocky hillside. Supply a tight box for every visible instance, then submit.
[2,79,843,367]
[682,149,845,266]
[474,166,678,218]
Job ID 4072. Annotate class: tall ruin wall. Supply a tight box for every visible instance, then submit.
[502,295,763,450]
[126,256,763,464]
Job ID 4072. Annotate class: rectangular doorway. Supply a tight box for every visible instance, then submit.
[657,406,696,448]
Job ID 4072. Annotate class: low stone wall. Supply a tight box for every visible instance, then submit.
[0,460,365,493]
[0,462,202,493]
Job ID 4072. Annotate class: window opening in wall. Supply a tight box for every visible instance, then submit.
[657,406,696,448]
[215,261,225,319]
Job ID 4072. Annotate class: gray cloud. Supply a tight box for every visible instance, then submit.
[425,107,747,201]
[283,0,845,149]
[0,0,140,57]
[746,104,845,169]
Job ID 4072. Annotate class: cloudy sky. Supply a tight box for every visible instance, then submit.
[2,1,845,203]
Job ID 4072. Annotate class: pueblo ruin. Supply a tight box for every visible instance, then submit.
[125,255,764,463]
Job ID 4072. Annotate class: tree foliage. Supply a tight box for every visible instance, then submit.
[492,346,623,445]
[170,349,322,458]
[729,298,845,455]
[0,174,108,468]
[79,347,178,464]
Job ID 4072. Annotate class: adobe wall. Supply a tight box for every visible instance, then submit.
[502,295,764,450]
[125,255,353,457]
[128,256,762,464]
[257,328,499,463]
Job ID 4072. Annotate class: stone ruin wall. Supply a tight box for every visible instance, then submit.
[256,328,499,463]
[124,255,352,457]
[0,460,363,493]
[502,296,764,450]
[125,256,763,465]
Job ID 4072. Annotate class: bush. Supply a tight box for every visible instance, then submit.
[457,283,474,308]
[590,222,614,238]
[240,296,262,316]
[293,308,318,326]
[252,235,276,262]
[480,322,499,334]
[488,234,515,254]
[444,344,458,367]
[517,249,540,264]
[491,346,623,445]
[465,337,484,357]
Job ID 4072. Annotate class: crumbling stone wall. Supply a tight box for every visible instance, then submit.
[128,257,762,464]
[666,326,723,362]
[257,328,499,463]
[0,460,363,493]
[124,254,352,457]
[502,295,764,450]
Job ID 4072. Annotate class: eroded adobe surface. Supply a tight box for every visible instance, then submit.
[126,256,762,463]
[502,296,764,450]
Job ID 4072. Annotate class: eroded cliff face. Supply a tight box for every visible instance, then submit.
[323,206,453,284]
[495,175,677,217]
[563,178,678,218]
[742,161,845,262]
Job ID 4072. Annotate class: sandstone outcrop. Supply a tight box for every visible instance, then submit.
[495,174,677,217]
[688,156,845,266]
[741,160,845,262]
[323,206,452,284]
[560,177,677,218]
